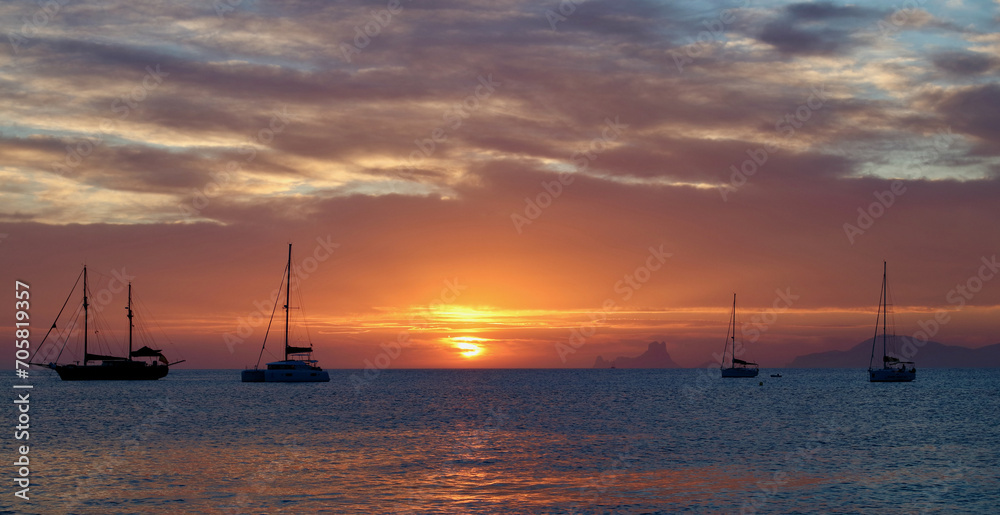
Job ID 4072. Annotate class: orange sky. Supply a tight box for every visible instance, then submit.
[3,215,998,369]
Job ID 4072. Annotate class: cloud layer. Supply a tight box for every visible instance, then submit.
[2,0,999,368]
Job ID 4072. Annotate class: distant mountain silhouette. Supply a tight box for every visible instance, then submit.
[593,341,680,368]
[787,340,1000,368]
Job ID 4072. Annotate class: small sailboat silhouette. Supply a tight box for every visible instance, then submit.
[720,293,759,378]
[868,262,915,382]
[242,244,330,382]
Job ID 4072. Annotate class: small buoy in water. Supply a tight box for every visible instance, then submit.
[759,381,763,386]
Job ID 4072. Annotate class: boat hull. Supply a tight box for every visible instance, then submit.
[263,369,330,382]
[51,362,169,381]
[869,368,915,382]
[721,367,759,378]
[242,360,330,382]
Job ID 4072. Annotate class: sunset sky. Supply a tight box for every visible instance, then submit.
[2,0,999,369]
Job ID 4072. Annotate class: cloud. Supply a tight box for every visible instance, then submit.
[930,50,999,76]
[933,83,1000,154]
[753,2,883,56]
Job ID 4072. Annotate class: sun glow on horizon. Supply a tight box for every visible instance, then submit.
[448,336,488,358]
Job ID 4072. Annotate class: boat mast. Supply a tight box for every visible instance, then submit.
[882,261,887,367]
[730,293,736,368]
[723,293,736,369]
[284,243,291,361]
[83,266,89,365]
[127,282,134,362]
[868,264,882,372]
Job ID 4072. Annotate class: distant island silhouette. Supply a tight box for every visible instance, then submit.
[787,340,1000,368]
[594,341,680,368]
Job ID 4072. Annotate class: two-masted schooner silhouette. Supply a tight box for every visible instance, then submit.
[33,266,183,380]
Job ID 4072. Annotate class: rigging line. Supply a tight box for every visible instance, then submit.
[31,268,84,365]
[135,295,186,361]
[79,305,121,357]
[60,309,89,364]
[89,306,120,356]
[869,268,883,369]
[885,267,898,353]
[734,300,753,364]
[63,324,81,364]
[52,309,83,366]
[255,260,288,368]
[728,294,736,366]
[293,276,314,346]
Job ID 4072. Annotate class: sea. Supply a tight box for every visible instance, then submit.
[4,368,999,514]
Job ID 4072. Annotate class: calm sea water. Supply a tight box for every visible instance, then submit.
[4,369,998,514]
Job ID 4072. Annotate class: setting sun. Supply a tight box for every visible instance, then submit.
[448,336,488,358]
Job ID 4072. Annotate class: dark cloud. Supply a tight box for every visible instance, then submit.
[930,50,999,76]
[785,2,880,20]
[935,84,1000,151]
[755,2,883,56]
[758,22,852,55]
